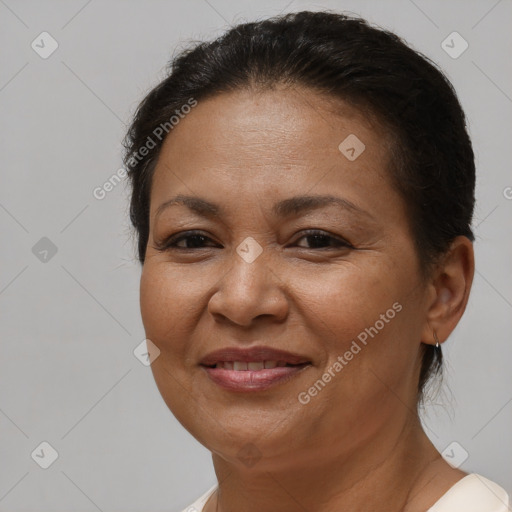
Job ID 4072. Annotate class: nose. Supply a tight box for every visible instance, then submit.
[207,245,289,327]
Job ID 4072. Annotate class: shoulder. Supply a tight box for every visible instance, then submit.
[427,473,509,512]
[179,484,217,512]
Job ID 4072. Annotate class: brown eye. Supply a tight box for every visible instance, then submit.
[156,231,220,251]
[293,230,353,249]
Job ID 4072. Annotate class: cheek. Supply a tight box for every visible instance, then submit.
[292,269,418,444]
[139,263,202,353]
[292,258,422,393]
[139,264,205,427]
[140,266,169,342]
[291,261,403,346]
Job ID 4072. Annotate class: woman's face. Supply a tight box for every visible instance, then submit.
[140,87,432,468]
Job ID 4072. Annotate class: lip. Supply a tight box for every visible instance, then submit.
[202,364,311,392]
[199,346,311,366]
[199,345,312,392]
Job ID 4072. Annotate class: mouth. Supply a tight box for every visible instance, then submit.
[199,346,312,392]
[202,360,309,370]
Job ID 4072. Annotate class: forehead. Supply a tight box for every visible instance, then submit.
[150,86,396,217]
[157,86,388,160]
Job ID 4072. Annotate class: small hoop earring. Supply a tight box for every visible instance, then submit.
[433,330,440,348]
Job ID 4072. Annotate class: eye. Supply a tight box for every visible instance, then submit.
[292,230,353,249]
[155,229,353,252]
[155,230,220,251]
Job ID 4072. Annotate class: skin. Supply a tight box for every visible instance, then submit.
[139,85,474,512]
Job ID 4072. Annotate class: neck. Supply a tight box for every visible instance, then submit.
[206,413,452,512]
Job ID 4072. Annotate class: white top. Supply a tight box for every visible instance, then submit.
[180,473,509,512]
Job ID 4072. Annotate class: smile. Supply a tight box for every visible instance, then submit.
[208,361,302,370]
[201,362,311,392]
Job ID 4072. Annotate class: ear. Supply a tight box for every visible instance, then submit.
[421,236,475,346]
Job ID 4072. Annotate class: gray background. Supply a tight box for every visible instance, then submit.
[0,0,511,511]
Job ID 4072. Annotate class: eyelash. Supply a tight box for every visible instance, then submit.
[155,229,353,251]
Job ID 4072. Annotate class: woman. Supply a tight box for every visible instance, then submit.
[123,11,509,512]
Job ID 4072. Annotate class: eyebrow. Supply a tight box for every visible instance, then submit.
[154,193,373,221]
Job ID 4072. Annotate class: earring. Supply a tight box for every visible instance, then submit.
[433,330,440,348]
